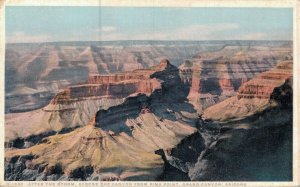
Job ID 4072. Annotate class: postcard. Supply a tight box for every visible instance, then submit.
[0,0,299,187]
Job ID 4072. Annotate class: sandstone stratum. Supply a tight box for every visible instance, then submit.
[203,60,293,121]
[179,45,292,112]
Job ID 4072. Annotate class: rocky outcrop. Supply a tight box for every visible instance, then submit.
[237,61,293,99]
[5,59,200,181]
[203,60,293,121]
[5,126,164,181]
[159,60,293,181]
[5,41,224,113]
[5,59,179,143]
[179,45,292,112]
[51,79,160,104]
[6,41,291,113]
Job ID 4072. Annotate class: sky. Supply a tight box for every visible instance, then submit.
[5,7,293,43]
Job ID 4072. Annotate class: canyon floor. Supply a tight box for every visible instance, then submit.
[4,40,293,181]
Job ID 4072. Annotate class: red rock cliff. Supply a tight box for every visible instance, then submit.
[237,61,292,99]
[51,59,173,104]
[203,60,293,121]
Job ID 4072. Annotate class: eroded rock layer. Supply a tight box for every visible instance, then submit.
[159,60,293,181]
[5,41,226,113]
[203,60,293,121]
[5,60,174,142]
[179,45,292,112]
[6,41,291,113]
[5,59,199,181]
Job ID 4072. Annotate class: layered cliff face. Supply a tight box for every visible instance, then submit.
[5,41,225,113]
[50,74,161,104]
[159,60,293,181]
[179,45,292,112]
[5,125,164,181]
[203,60,293,121]
[5,41,291,113]
[5,60,178,143]
[5,59,200,181]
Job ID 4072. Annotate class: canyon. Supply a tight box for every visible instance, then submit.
[4,40,293,181]
[179,44,292,112]
[160,60,293,181]
[5,41,225,113]
[5,41,291,113]
[5,59,199,180]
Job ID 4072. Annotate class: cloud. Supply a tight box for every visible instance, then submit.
[7,24,291,43]
[98,26,117,32]
[238,30,291,40]
[99,33,126,41]
[6,32,51,43]
[101,23,291,41]
[239,33,266,40]
[152,23,240,40]
[99,23,240,41]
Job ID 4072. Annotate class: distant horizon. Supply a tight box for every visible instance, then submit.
[6,7,293,43]
[5,39,293,45]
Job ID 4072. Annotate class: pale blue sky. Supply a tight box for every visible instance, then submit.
[6,7,293,43]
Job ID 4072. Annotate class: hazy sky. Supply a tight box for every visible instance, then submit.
[6,7,293,43]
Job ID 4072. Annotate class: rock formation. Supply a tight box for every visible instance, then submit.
[179,45,292,112]
[5,40,293,181]
[5,59,181,142]
[159,60,293,181]
[5,125,165,181]
[5,41,291,113]
[5,59,200,180]
[5,41,224,113]
[203,60,293,121]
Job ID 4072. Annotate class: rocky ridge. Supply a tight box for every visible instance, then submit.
[5,41,291,113]
[5,59,199,181]
[179,45,292,112]
[5,60,179,142]
[160,60,293,181]
[5,42,224,113]
[203,60,293,121]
